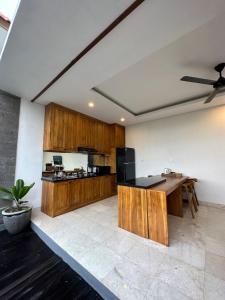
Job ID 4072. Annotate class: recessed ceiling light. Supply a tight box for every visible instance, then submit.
[88,102,95,108]
[120,117,125,122]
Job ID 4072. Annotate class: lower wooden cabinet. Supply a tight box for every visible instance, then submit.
[41,175,117,217]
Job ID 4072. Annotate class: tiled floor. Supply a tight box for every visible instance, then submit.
[32,197,225,300]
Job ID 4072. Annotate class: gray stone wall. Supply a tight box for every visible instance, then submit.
[0,90,20,210]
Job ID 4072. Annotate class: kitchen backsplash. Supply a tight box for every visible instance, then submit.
[43,152,88,171]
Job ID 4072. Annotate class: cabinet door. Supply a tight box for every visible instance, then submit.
[95,121,103,153]
[77,115,95,148]
[64,111,77,151]
[54,182,70,215]
[115,125,125,148]
[103,124,111,154]
[69,179,84,209]
[95,122,111,154]
[76,114,87,147]
[51,107,66,150]
[100,176,112,198]
[82,177,100,202]
[91,177,101,200]
[111,174,117,195]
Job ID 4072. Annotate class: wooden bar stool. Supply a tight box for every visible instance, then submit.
[186,178,199,206]
[182,181,198,218]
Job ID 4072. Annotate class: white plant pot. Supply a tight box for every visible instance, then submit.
[2,206,32,234]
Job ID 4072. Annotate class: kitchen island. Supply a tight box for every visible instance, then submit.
[117,175,188,246]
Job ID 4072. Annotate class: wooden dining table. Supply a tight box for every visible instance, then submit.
[117,175,188,246]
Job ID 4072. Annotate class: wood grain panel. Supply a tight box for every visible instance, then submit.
[110,124,125,148]
[115,124,125,148]
[151,176,188,195]
[41,181,54,217]
[41,175,116,217]
[43,103,123,154]
[167,186,183,217]
[53,182,70,216]
[69,179,84,208]
[146,190,169,246]
[118,186,148,238]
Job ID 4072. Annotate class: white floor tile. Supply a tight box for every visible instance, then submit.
[156,255,204,300]
[204,272,225,300]
[125,243,166,276]
[31,200,225,300]
[146,279,193,300]
[78,245,122,280]
[205,252,225,281]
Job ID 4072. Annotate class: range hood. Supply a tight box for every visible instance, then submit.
[78,147,97,154]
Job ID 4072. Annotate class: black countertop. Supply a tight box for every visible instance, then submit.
[117,176,166,189]
[42,173,115,182]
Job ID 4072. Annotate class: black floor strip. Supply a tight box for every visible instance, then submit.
[0,228,103,300]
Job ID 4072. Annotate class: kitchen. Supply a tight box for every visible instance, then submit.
[41,102,125,217]
[1,1,225,299]
[40,102,194,248]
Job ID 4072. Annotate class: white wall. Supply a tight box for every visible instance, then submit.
[126,105,225,205]
[0,27,7,53]
[43,152,87,171]
[15,99,44,207]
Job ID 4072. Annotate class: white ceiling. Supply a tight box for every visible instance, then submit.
[97,15,225,113]
[0,0,225,125]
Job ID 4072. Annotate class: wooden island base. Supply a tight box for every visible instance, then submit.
[118,177,187,246]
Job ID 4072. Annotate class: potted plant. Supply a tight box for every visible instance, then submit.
[0,179,35,234]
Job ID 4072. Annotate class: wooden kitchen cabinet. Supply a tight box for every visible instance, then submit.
[54,182,71,215]
[42,181,71,217]
[111,124,125,148]
[95,121,104,153]
[76,114,96,148]
[42,175,116,217]
[43,103,123,153]
[94,121,111,154]
[69,179,84,208]
[100,175,113,198]
[43,104,77,151]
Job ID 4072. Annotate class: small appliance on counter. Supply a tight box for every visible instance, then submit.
[116,147,136,183]
[53,155,64,176]
[87,154,111,175]
[45,163,54,171]
[94,166,111,176]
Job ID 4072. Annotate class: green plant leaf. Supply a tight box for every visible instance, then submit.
[16,179,24,193]
[0,186,12,194]
[18,182,35,200]
[11,186,19,200]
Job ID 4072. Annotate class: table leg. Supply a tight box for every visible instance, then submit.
[146,190,169,246]
[118,186,148,238]
[167,186,183,217]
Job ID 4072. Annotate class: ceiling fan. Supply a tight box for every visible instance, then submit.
[181,63,225,104]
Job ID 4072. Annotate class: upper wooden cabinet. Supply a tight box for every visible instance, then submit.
[76,114,96,148]
[111,124,125,148]
[43,103,125,153]
[43,104,77,151]
[95,121,111,154]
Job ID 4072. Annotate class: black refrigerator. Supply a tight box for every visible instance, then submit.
[116,148,135,183]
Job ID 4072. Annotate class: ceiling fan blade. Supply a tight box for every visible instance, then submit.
[204,89,218,104]
[181,76,216,85]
